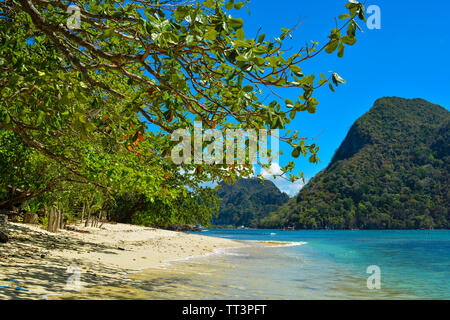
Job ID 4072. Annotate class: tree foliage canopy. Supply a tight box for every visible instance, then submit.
[0,0,367,225]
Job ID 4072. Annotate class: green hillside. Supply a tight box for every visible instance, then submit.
[260,97,449,229]
[212,178,289,227]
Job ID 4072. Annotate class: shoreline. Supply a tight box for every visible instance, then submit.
[0,222,246,300]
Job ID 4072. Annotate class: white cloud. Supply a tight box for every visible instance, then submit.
[260,162,283,178]
[258,163,308,197]
[276,178,306,197]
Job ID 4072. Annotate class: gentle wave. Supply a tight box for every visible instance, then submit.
[151,245,247,269]
[248,240,308,248]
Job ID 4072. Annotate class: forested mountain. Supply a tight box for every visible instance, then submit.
[260,97,449,229]
[211,178,289,227]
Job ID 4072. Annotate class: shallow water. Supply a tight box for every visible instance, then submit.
[59,229,450,299]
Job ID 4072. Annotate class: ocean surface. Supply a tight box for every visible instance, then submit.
[61,229,450,300]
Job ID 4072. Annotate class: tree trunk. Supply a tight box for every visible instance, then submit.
[58,204,64,230]
[0,214,8,243]
[60,210,65,229]
[80,203,85,224]
[47,207,60,233]
[55,205,60,232]
[56,209,61,231]
[0,214,7,224]
[47,207,53,232]
[85,208,91,227]
[0,230,8,243]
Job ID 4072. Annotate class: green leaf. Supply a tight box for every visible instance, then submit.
[345,1,359,9]
[328,82,336,92]
[185,35,194,45]
[267,56,279,67]
[229,18,244,30]
[285,99,294,108]
[280,28,291,40]
[349,6,359,17]
[146,15,160,30]
[290,65,303,77]
[235,54,248,62]
[234,2,245,10]
[338,43,345,58]
[78,113,87,124]
[203,0,215,8]
[205,28,218,41]
[174,6,190,21]
[306,98,318,113]
[347,21,356,37]
[341,35,357,45]
[243,84,253,92]
[36,110,45,125]
[289,110,296,120]
[325,39,339,54]
[257,33,265,43]
[224,69,236,81]
[236,28,245,41]
[79,81,88,89]
[339,14,351,19]
[254,56,265,66]
[3,113,10,124]
[225,0,235,10]
[358,4,366,22]
[292,147,301,158]
[103,28,115,38]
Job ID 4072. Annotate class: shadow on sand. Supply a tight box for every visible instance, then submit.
[0,223,129,300]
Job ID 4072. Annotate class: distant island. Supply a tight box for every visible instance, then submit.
[216,97,449,229]
[211,178,289,228]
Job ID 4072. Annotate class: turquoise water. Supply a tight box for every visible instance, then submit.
[62,229,450,299]
[188,229,450,299]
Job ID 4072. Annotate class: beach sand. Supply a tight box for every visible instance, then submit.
[0,222,244,300]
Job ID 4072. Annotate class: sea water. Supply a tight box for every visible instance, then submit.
[60,229,450,299]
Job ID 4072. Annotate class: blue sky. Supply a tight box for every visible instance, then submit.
[225,0,450,196]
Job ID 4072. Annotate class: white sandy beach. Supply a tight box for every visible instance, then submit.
[0,222,245,299]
